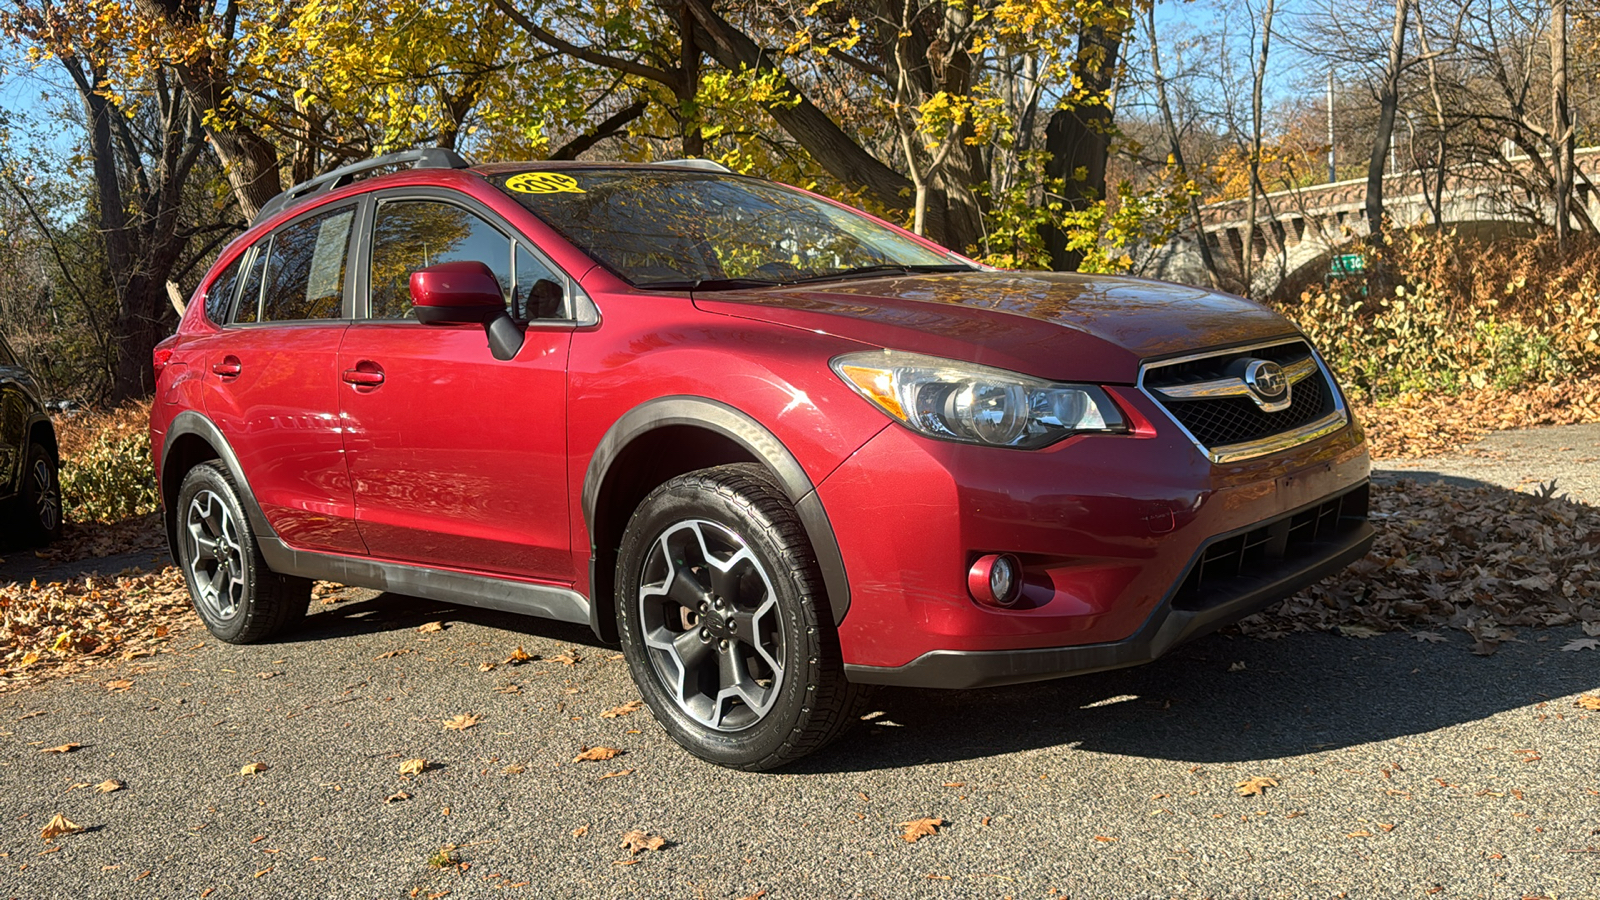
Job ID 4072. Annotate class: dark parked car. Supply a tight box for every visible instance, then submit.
[150,151,1374,769]
[1,333,62,546]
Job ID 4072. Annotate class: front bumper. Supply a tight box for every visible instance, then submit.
[843,486,1374,688]
[817,383,1372,686]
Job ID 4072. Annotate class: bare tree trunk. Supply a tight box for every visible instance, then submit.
[1365,0,1409,238]
[1043,26,1121,271]
[1146,4,1220,289]
[1414,8,1448,227]
[1242,0,1276,293]
[1549,0,1571,250]
[679,0,705,157]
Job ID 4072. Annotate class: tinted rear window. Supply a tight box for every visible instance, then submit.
[261,207,354,321]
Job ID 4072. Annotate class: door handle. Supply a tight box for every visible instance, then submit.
[211,359,242,377]
[342,368,384,386]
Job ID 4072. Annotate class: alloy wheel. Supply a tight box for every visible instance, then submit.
[185,489,246,622]
[637,519,786,732]
[29,457,60,533]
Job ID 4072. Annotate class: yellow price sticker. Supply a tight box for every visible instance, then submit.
[505,172,586,195]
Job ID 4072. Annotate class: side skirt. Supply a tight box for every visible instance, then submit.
[258,537,591,625]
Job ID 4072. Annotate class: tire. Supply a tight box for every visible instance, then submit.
[14,441,63,546]
[174,462,310,643]
[616,463,866,770]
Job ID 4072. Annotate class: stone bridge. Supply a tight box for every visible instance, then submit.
[1144,146,1600,296]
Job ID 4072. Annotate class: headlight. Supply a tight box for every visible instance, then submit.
[830,350,1126,449]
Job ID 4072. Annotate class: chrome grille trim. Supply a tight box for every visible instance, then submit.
[1152,356,1318,402]
[1138,338,1350,464]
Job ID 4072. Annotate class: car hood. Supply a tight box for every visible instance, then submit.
[692,271,1299,383]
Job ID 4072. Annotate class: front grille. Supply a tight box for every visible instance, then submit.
[1142,340,1338,455]
[1166,375,1331,448]
[1172,483,1369,612]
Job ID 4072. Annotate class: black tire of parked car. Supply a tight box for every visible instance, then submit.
[15,441,63,546]
[175,462,310,643]
[616,463,866,770]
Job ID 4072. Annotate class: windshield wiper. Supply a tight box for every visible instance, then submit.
[634,277,782,292]
[786,263,974,285]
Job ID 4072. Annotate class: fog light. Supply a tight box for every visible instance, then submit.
[968,553,1024,607]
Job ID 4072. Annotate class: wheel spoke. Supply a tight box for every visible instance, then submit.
[730,598,783,675]
[707,556,747,604]
[191,534,221,562]
[672,630,714,681]
[713,646,767,729]
[666,564,709,608]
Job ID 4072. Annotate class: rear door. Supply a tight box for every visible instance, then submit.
[338,192,575,580]
[199,202,365,555]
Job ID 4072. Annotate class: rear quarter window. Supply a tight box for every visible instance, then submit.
[204,252,247,325]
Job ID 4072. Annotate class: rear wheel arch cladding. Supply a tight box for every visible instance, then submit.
[159,413,274,556]
[582,397,853,643]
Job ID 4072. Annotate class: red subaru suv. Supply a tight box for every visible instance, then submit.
[151,150,1373,769]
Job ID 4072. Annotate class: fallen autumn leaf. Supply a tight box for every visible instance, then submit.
[898,817,944,842]
[239,762,268,776]
[442,714,481,731]
[398,758,428,776]
[620,830,667,854]
[600,700,644,718]
[573,746,623,762]
[1235,776,1279,797]
[39,813,84,841]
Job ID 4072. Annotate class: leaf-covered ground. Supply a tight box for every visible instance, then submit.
[1242,481,1599,655]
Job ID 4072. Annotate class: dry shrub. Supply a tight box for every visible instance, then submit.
[1278,230,1600,401]
[53,401,157,524]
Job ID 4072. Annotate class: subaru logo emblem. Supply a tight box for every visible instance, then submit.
[1243,359,1288,402]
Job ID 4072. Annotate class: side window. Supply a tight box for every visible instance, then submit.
[260,206,354,321]
[514,244,567,320]
[204,251,247,325]
[369,200,512,319]
[235,243,268,324]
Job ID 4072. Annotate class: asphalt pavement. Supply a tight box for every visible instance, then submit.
[1,425,1597,899]
[1374,422,1600,504]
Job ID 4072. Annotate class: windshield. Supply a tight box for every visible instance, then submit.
[491,169,971,288]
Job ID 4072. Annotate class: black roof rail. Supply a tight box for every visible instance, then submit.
[252,147,472,226]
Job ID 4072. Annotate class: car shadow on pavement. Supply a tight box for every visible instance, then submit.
[288,591,601,648]
[795,626,1599,772]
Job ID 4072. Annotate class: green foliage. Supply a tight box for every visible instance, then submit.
[974,155,1192,271]
[56,406,157,524]
[1278,230,1600,401]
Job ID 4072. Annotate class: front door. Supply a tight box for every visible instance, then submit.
[338,196,574,580]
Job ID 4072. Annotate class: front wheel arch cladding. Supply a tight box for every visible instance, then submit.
[582,396,852,640]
